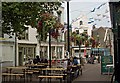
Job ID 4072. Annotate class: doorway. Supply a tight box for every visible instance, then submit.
[19,52,23,66]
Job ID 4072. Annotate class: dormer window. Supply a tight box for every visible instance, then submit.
[76,30,79,34]
[18,29,28,40]
[80,21,83,25]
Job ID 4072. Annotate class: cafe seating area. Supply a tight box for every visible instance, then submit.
[2,61,82,83]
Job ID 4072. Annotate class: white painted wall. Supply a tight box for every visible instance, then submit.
[18,26,38,44]
[1,34,15,63]
[71,14,93,36]
[1,43,14,65]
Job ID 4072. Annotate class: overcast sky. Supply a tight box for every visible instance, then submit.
[62,0,112,28]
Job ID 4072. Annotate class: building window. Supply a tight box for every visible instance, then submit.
[57,47,62,59]
[40,46,47,58]
[80,21,83,25]
[84,30,87,34]
[76,30,79,34]
[18,46,36,66]
[18,29,28,40]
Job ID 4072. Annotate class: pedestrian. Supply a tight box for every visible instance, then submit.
[85,54,89,63]
[73,56,78,65]
[33,55,41,64]
[90,54,94,64]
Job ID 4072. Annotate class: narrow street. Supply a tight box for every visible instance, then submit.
[73,63,111,83]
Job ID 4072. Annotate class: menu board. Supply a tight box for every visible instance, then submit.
[101,55,113,74]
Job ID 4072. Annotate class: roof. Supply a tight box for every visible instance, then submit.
[92,27,111,31]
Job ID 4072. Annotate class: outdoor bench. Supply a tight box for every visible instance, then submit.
[2,73,24,82]
[48,73,67,80]
[38,75,63,83]
[25,71,33,81]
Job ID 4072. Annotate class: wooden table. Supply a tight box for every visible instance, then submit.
[38,68,67,83]
[41,68,66,71]
[40,68,67,75]
[6,66,28,82]
[26,64,46,68]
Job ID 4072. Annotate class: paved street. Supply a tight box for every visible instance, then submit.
[73,63,111,83]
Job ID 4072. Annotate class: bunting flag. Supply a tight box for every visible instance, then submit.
[97,14,101,16]
[89,18,94,20]
[88,21,94,24]
[102,15,106,18]
[106,16,109,18]
[105,9,109,13]
[97,3,106,9]
[71,3,108,25]
[94,18,97,21]
[88,17,94,24]
[91,8,95,12]
[98,19,101,21]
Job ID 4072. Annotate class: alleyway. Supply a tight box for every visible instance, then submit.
[73,63,111,83]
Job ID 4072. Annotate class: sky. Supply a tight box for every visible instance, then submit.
[62,0,112,28]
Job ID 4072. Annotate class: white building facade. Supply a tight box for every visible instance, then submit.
[71,14,93,58]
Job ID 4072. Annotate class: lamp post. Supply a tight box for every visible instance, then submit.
[49,29,51,68]
[15,32,17,66]
[65,0,70,58]
[97,33,100,63]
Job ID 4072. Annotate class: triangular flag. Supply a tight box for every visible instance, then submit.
[91,8,95,12]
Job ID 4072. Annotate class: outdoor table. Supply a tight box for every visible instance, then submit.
[38,63,48,65]
[6,66,28,82]
[41,68,66,70]
[71,65,78,71]
[40,68,67,75]
[38,68,67,83]
[26,64,46,68]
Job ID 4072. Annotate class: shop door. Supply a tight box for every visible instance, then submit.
[19,52,23,66]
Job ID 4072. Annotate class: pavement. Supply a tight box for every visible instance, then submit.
[72,63,112,83]
[1,62,113,83]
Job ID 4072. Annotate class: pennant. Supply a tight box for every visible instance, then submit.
[105,9,109,13]
[91,8,95,12]
[97,14,101,16]
[97,3,106,9]
[106,16,109,18]
[90,18,93,19]
[102,15,106,18]
[98,19,101,21]
[88,22,92,24]
[88,21,94,24]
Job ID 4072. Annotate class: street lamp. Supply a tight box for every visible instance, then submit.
[15,33,17,66]
[65,0,70,58]
[49,29,51,68]
[97,33,100,63]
